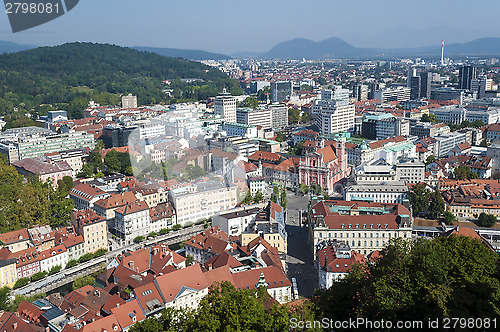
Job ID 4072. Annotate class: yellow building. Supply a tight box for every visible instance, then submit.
[71,210,108,254]
[0,229,31,253]
[0,248,17,287]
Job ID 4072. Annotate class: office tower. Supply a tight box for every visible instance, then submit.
[353,84,369,101]
[407,67,417,87]
[458,65,476,90]
[268,103,288,129]
[419,72,431,100]
[314,86,355,135]
[121,94,138,108]
[410,76,421,100]
[471,75,493,99]
[236,108,272,129]
[373,86,411,103]
[214,89,237,123]
[271,81,293,103]
[369,82,380,99]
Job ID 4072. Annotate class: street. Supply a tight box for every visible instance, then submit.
[285,193,318,298]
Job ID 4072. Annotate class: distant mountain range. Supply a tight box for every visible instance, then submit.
[243,37,500,59]
[132,46,231,60]
[0,41,36,53]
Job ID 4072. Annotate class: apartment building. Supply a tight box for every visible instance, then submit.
[71,210,109,253]
[114,201,150,245]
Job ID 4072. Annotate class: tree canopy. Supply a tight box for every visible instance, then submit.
[314,236,500,322]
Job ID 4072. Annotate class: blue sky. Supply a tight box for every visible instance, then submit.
[0,0,499,54]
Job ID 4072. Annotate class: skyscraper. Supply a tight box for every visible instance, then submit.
[271,81,293,103]
[407,68,417,87]
[410,76,421,100]
[419,72,431,100]
[314,86,355,135]
[214,89,237,123]
[458,65,476,90]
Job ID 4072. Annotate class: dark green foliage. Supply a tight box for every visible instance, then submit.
[275,132,287,142]
[72,276,95,290]
[133,236,145,243]
[104,149,132,175]
[0,43,241,119]
[443,211,457,225]
[78,253,94,263]
[288,108,301,124]
[425,155,436,166]
[148,232,158,238]
[241,97,258,108]
[48,265,62,275]
[253,190,264,203]
[478,212,497,227]
[13,277,29,289]
[130,281,307,332]
[31,271,47,282]
[242,190,253,205]
[428,189,446,219]
[409,183,430,216]
[7,293,46,312]
[453,165,478,180]
[93,248,107,258]
[185,255,194,266]
[314,236,500,322]
[172,224,182,231]
[66,259,79,269]
[159,228,171,235]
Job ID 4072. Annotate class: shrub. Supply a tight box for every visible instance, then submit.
[148,232,158,238]
[72,276,95,290]
[66,259,79,269]
[48,265,62,275]
[13,278,29,289]
[172,224,182,231]
[133,236,145,243]
[93,248,107,258]
[159,228,171,235]
[31,271,48,282]
[79,253,94,263]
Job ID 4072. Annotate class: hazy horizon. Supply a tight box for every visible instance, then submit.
[1,0,499,55]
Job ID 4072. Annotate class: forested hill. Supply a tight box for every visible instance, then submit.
[0,42,241,119]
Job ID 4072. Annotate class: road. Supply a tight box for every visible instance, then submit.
[285,193,317,298]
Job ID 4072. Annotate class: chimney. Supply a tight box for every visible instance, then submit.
[116,303,120,308]
[129,261,134,269]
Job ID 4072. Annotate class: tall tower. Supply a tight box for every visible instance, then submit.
[214,89,237,123]
[441,40,445,66]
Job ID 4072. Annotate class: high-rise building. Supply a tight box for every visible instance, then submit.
[419,72,431,100]
[352,84,369,101]
[373,87,411,103]
[410,76,421,100]
[236,108,273,129]
[121,94,138,108]
[271,81,293,103]
[407,67,417,87]
[471,75,493,99]
[458,65,477,90]
[314,86,355,135]
[268,103,289,129]
[214,89,237,123]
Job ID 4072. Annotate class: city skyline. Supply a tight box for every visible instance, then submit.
[0,0,499,54]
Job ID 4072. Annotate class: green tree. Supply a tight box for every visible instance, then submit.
[241,97,259,109]
[280,187,287,210]
[13,278,29,289]
[299,183,309,195]
[409,183,429,217]
[271,186,279,203]
[480,139,489,147]
[173,224,182,231]
[72,276,95,290]
[314,236,500,322]
[78,253,94,263]
[133,236,145,243]
[253,190,264,203]
[104,149,121,174]
[31,271,47,282]
[185,255,194,266]
[425,155,436,166]
[275,132,286,142]
[66,259,79,269]
[428,189,445,219]
[192,281,290,331]
[443,211,457,225]
[242,190,253,205]
[288,108,301,124]
[453,165,478,180]
[93,248,107,257]
[478,213,497,227]
[0,287,10,311]
[48,265,62,275]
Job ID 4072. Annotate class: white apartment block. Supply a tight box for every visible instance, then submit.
[344,181,409,204]
[269,104,289,129]
[373,86,411,103]
[122,94,138,108]
[236,108,273,129]
[114,201,151,245]
[434,132,468,158]
[168,181,238,225]
[38,245,69,273]
[222,122,258,138]
[138,120,166,139]
[212,205,263,236]
[214,90,237,123]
